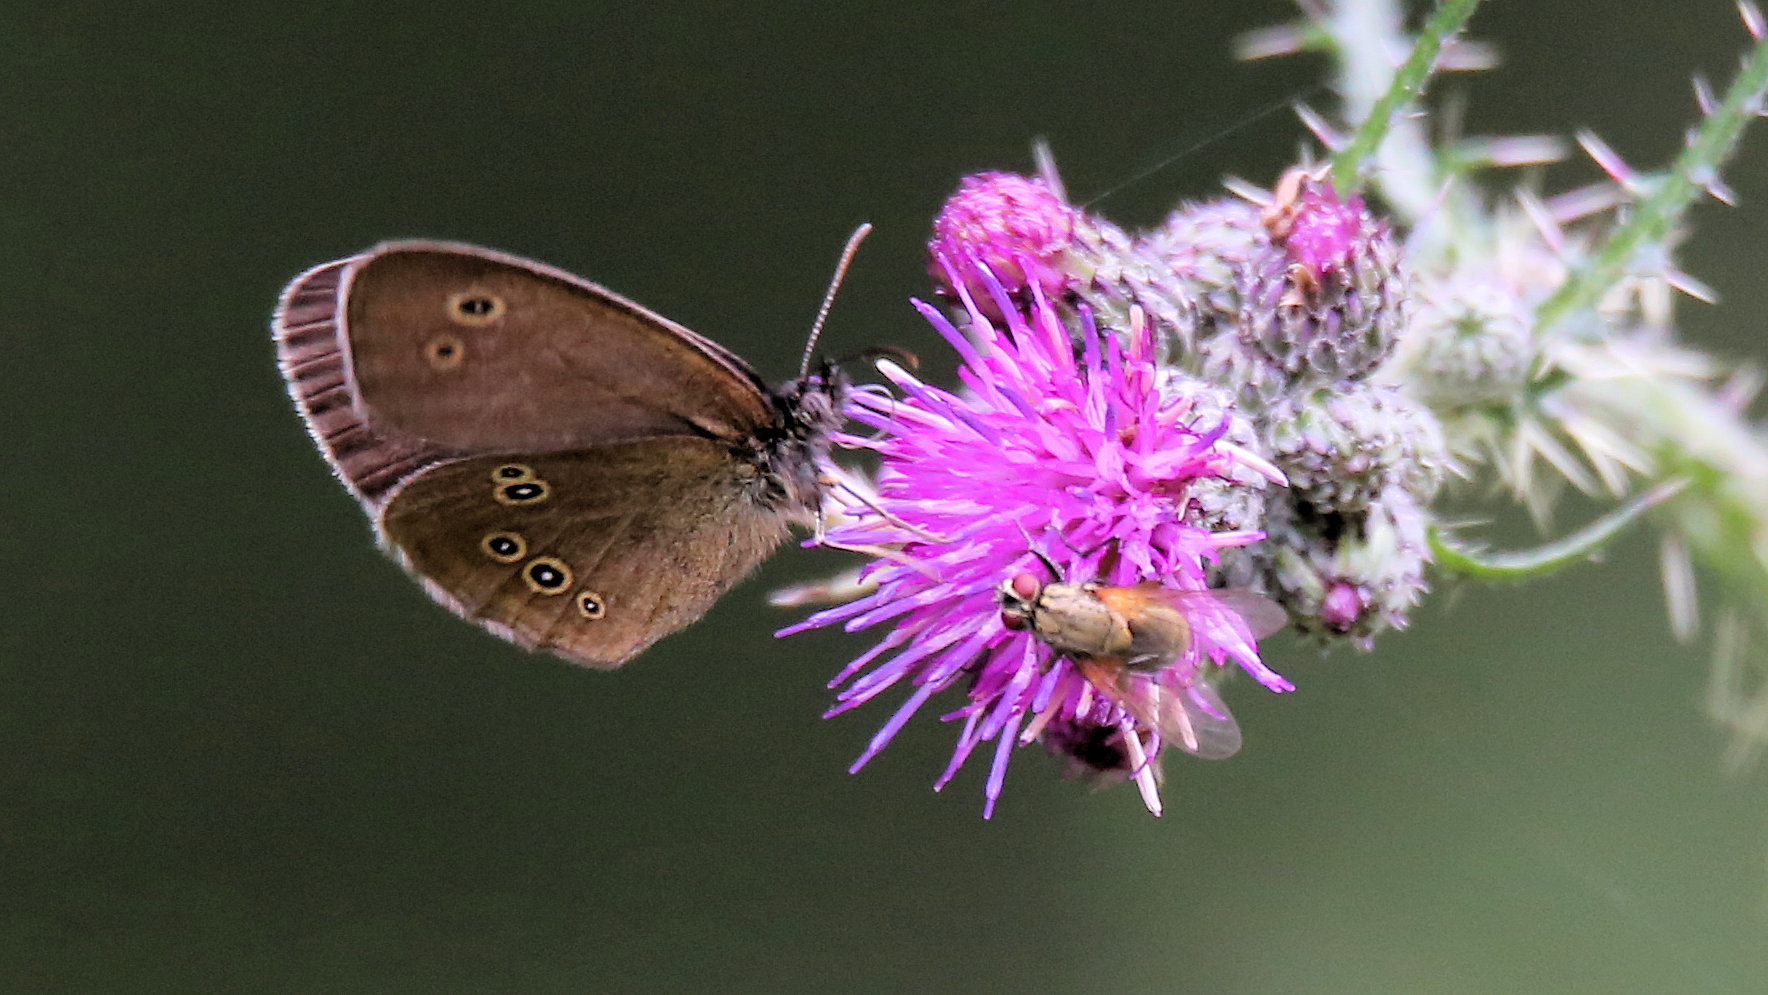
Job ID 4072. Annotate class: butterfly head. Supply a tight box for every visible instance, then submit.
[753,362,849,514]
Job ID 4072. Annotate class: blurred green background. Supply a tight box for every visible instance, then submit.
[6,0,1767,991]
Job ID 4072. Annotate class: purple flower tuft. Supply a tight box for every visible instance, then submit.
[1321,581,1367,632]
[1282,181,1365,280]
[783,257,1291,817]
[1237,169,1408,386]
[927,172,1079,313]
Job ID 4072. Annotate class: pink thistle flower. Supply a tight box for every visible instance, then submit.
[782,258,1291,817]
[1321,581,1368,632]
[927,172,1079,313]
[1273,175,1365,281]
[1241,170,1407,385]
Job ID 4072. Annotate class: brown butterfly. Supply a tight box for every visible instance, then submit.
[272,231,868,668]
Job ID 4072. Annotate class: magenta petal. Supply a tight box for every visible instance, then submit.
[849,682,941,774]
[933,710,985,791]
[981,710,1024,820]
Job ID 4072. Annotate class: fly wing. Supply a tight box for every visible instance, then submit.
[1161,588,1289,640]
[1100,666,1243,760]
[1173,678,1243,759]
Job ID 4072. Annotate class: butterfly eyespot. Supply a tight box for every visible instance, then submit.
[480,530,527,564]
[445,290,506,326]
[424,334,466,371]
[495,479,551,506]
[491,463,536,483]
[522,556,573,595]
[576,590,607,619]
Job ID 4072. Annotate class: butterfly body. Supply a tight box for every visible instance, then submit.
[274,241,846,668]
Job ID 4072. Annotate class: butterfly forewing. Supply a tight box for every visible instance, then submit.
[274,257,460,506]
[344,243,775,452]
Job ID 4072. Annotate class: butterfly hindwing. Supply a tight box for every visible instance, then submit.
[378,440,794,668]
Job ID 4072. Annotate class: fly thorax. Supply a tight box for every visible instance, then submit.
[1031,584,1132,658]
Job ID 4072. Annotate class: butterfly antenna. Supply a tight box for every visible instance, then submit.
[800,222,873,378]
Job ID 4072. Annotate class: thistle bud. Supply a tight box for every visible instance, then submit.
[1159,370,1273,534]
[1041,715,1162,784]
[1238,174,1407,386]
[1059,211,1192,355]
[1401,275,1535,408]
[1258,487,1432,647]
[1263,383,1449,512]
[1073,197,1270,373]
[928,172,1080,315]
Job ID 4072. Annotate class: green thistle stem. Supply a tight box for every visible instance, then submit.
[1431,479,1688,579]
[1329,0,1483,194]
[1534,29,1768,333]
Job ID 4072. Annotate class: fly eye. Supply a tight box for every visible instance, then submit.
[1000,610,1028,631]
[1009,572,1041,601]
